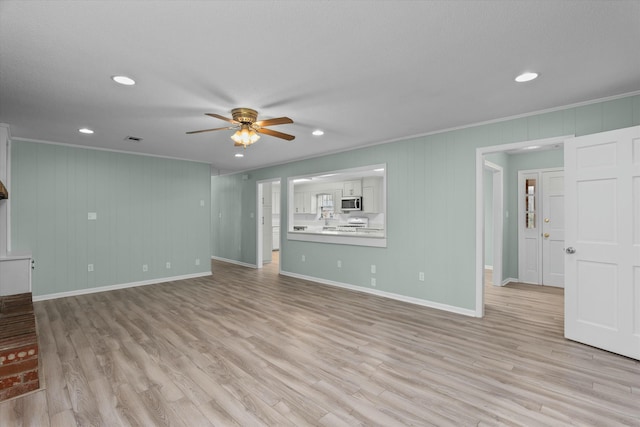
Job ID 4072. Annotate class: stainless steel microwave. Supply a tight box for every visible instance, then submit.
[341,196,362,211]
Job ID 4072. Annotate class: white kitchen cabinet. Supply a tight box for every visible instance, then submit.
[362,186,377,212]
[272,190,280,215]
[294,191,316,213]
[343,180,362,196]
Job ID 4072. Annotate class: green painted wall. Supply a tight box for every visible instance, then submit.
[213,94,640,311]
[11,141,211,297]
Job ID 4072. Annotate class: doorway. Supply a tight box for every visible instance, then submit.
[257,179,281,270]
[484,161,503,288]
[475,135,570,317]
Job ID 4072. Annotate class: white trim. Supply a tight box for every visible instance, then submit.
[287,232,387,247]
[502,277,518,286]
[475,134,573,317]
[32,271,212,301]
[280,270,476,318]
[484,265,493,270]
[211,256,257,269]
[11,136,211,165]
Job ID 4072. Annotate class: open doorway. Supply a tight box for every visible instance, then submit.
[257,179,281,270]
[483,161,503,289]
[475,135,569,317]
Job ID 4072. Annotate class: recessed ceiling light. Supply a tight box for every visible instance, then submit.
[111,75,136,86]
[235,153,244,158]
[373,168,385,172]
[515,72,538,83]
[78,128,94,134]
[524,145,540,150]
[312,129,324,136]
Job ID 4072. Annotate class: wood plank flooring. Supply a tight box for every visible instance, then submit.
[1,258,639,426]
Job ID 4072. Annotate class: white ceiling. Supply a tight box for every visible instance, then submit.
[1,1,639,174]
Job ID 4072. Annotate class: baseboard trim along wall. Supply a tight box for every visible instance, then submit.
[32,272,212,302]
[211,256,257,269]
[280,270,477,318]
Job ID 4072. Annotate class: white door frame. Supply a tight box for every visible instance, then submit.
[484,160,503,289]
[256,178,281,270]
[475,135,572,317]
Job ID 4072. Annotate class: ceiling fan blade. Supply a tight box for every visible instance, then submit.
[186,126,236,135]
[255,117,293,127]
[205,113,238,124]
[256,127,295,141]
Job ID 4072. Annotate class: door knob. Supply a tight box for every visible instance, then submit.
[543,233,550,238]
[544,218,550,223]
[565,247,576,254]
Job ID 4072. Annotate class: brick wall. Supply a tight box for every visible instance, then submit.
[0,293,39,401]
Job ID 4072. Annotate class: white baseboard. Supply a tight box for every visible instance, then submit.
[280,270,476,317]
[502,277,518,286]
[32,271,212,301]
[211,256,257,269]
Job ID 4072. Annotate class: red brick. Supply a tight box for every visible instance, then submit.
[0,345,38,365]
[0,358,38,377]
[0,375,20,390]
[0,381,39,401]
[22,369,38,383]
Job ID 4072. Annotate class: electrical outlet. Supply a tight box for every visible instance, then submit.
[371,264,376,274]
[88,264,94,272]
[337,260,342,268]
[371,278,376,287]
[250,212,255,218]
[142,264,148,272]
[200,199,205,207]
[419,272,425,281]
[195,258,200,266]
[166,262,171,269]
[88,212,97,220]
[301,255,306,262]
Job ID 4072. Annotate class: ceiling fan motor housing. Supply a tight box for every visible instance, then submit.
[231,108,258,124]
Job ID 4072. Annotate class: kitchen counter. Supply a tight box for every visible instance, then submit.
[290,227,384,238]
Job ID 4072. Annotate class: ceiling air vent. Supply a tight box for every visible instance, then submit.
[124,136,143,142]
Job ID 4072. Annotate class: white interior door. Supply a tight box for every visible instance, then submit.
[518,172,540,284]
[542,171,565,287]
[262,182,273,264]
[565,125,640,360]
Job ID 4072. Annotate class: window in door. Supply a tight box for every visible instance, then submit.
[525,178,536,229]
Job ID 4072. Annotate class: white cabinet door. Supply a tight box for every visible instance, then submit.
[564,125,640,360]
[343,180,362,196]
[362,186,375,212]
[272,190,280,215]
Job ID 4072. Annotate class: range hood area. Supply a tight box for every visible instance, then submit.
[0,180,7,199]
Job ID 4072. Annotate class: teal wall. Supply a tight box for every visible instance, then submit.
[212,95,640,311]
[11,141,211,297]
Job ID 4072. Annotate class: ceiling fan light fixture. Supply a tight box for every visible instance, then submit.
[231,124,260,147]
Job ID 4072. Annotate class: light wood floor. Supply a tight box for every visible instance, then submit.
[1,259,639,426]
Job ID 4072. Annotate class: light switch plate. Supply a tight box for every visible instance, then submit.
[88,212,97,220]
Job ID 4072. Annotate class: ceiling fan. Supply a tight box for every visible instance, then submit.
[186,108,295,148]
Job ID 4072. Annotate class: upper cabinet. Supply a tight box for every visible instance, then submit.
[343,180,362,196]
[294,191,316,213]
[272,189,280,215]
